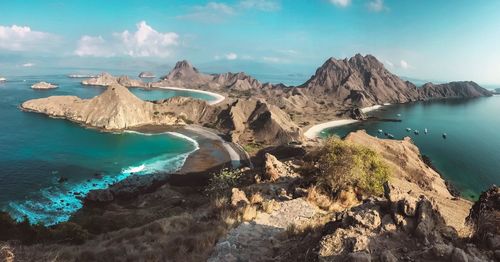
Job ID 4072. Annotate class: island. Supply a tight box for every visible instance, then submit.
[31,81,58,89]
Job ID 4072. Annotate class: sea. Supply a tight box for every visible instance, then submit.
[0,75,217,225]
[321,95,500,199]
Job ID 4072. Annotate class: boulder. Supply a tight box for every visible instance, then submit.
[451,248,468,262]
[263,153,288,181]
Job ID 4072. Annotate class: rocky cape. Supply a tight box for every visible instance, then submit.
[20,84,303,145]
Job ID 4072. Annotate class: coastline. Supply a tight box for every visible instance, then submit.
[304,104,387,139]
[156,86,225,105]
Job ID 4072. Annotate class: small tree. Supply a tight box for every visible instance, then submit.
[316,137,390,196]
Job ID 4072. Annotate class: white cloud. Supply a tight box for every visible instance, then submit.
[329,0,351,7]
[178,2,235,23]
[400,60,410,69]
[75,21,179,57]
[0,25,57,52]
[367,0,387,12]
[22,63,35,67]
[239,0,281,11]
[225,52,238,60]
[262,56,289,63]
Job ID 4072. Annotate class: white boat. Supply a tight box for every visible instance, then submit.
[0,77,6,82]
[424,128,428,134]
[387,134,395,139]
[406,128,411,132]
[378,129,383,133]
[67,74,96,78]
[397,114,401,117]
[442,133,447,139]
[414,130,419,135]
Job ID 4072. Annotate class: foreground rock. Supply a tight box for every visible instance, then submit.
[31,81,57,89]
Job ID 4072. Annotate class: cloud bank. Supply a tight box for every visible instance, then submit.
[75,21,179,57]
[0,25,58,52]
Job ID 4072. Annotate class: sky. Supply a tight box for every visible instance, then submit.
[0,0,500,84]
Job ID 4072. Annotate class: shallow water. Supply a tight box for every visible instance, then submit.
[0,75,215,225]
[322,96,500,199]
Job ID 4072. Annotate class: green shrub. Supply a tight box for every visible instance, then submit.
[206,169,242,196]
[316,137,390,196]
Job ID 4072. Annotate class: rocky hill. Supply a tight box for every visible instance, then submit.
[299,54,421,107]
[82,73,148,88]
[419,81,493,99]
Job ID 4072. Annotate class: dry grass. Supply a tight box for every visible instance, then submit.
[240,205,258,221]
[306,186,334,211]
[306,186,360,212]
[249,192,264,205]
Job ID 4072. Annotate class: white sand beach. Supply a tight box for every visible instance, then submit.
[157,86,225,105]
[304,119,359,139]
[361,104,383,113]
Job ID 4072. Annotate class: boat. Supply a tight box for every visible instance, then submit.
[397,114,401,117]
[387,134,395,139]
[378,129,383,133]
[442,133,447,139]
[414,130,419,135]
[0,77,6,82]
[406,128,411,132]
[424,128,428,134]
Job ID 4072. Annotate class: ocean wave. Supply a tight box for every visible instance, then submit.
[7,151,193,226]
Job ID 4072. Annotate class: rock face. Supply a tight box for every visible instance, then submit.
[138,72,155,78]
[31,81,58,89]
[21,84,186,130]
[466,185,500,249]
[419,81,493,99]
[299,54,420,107]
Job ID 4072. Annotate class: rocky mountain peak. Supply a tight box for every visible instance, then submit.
[163,60,203,81]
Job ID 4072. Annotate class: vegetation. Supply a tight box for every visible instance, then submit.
[314,137,390,196]
[242,142,262,154]
[205,168,243,196]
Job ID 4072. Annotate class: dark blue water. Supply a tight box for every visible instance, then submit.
[0,76,217,225]
[322,97,500,199]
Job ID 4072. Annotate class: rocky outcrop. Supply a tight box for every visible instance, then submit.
[419,81,493,99]
[212,72,262,91]
[299,54,420,107]
[466,185,500,250]
[138,72,155,78]
[31,81,58,89]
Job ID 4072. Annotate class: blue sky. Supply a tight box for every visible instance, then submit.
[1,0,500,84]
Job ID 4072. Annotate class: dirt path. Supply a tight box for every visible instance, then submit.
[208,198,324,261]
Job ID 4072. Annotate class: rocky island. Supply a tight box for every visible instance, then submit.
[31,81,58,89]
[3,54,498,262]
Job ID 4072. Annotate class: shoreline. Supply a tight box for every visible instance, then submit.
[304,104,387,139]
[156,86,225,105]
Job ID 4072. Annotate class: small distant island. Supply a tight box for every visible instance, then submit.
[138,71,155,78]
[31,81,58,89]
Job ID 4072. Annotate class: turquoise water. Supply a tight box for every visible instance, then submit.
[322,96,500,199]
[0,75,217,225]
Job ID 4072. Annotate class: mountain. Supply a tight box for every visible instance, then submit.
[419,81,493,99]
[82,72,148,88]
[299,54,420,107]
[298,54,493,107]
